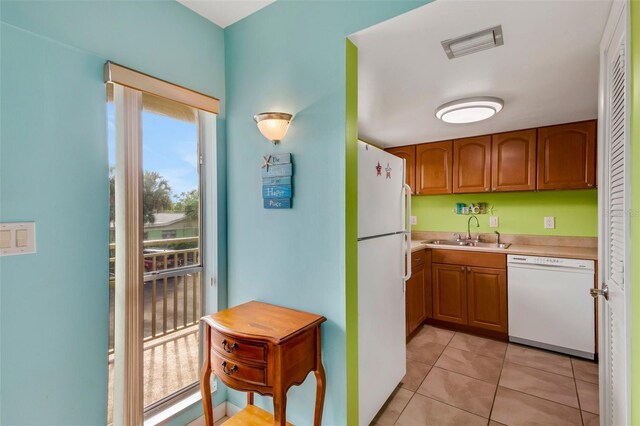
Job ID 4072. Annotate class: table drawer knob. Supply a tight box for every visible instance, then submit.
[221,361,238,376]
[222,339,238,353]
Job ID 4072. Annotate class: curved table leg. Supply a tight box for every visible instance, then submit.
[313,363,326,426]
[314,326,326,426]
[200,326,214,426]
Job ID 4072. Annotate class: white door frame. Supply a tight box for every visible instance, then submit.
[597,0,632,423]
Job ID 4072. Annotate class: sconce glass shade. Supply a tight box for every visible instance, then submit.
[254,112,293,144]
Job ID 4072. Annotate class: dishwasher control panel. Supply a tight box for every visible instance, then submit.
[507,255,594,270]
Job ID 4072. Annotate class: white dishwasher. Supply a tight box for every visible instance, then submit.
[507,255,595,359]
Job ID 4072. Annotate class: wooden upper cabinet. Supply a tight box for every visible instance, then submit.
[453,136,492,193]
[537,120,597,190]
[416,141,453,195]
[492,129,537,192]
[387,145,416,194]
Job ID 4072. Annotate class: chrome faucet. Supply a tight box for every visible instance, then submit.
[466,215,479,240]
[494,230,501,245]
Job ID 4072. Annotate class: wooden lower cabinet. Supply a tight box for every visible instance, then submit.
[424,249,433,319]
[406,267,425,335]
[406,249,432,336]
[432,263,468,325]
[430,250,508,335]
[467,267,508,333]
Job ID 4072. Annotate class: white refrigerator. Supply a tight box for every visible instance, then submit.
[357,140,411,425]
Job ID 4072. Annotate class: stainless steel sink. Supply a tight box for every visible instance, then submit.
[422,240,511,249]
[426,240,471,247]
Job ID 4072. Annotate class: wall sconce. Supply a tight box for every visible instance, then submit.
[254,112,293,144]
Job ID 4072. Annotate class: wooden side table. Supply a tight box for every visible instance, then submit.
[200,301,327,426]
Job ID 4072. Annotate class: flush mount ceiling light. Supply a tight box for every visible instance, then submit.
[254,112,293,144]
[441,25,504,59]
[435,97,504,124]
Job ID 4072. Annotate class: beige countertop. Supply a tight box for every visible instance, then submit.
[410,239,598,260]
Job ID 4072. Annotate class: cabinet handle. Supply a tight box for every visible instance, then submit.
[460,267,465,271]
[221,361,238,376]
[221,339,238,353]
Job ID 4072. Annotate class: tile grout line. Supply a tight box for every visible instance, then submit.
[412,392,492,422]
[487,341,508,424]
[391,388,417,426]
[497,350,585,412]
[411,327,594,424]
[498,386,585,420]
[571,358,586,425]
[504,357,574,379]
[416,330,497,422]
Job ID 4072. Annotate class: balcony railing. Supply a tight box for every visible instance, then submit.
[108,237,201,353]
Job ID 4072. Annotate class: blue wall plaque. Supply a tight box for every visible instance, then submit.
[262,154,293,209]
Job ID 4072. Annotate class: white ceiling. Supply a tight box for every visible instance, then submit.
[177,0,275,28]
[350,0,613,148]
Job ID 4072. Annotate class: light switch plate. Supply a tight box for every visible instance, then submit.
[0,222,36,256]
[410,216,417,225]
[489,216,499,228]
[544,216,555,229]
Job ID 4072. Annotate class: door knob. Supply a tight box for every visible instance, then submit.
[590,285,609,300]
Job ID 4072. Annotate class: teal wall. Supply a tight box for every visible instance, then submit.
[224,2,425,424]
[0,1,227,424]
[412,190,598,237]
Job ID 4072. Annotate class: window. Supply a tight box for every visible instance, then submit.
[161,230,177,239]
[106,63,218,424]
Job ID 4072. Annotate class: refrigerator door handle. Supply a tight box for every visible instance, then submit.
[403,183,412,282]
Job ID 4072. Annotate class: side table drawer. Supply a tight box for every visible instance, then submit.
[211,351,267,386]
[211,329,266,364]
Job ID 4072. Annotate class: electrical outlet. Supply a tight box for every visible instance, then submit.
[544,216,555,229]
[410,216,417,225]
[489,216,499,228]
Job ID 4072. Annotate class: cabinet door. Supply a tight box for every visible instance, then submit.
[416,141,453,195]
[453,136,492,193]
[423,249,433,319]
[467,267,507,333]
[537,120,597,190]
[492,129,537,191]
[432,263,467,325]
[387,145,416,194]
[405,268,425,335]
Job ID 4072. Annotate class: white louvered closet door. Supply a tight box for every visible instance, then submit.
[598,2,631,424]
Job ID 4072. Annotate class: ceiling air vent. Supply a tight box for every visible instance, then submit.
[441,25,504,59]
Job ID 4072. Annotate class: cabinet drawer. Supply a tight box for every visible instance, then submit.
[412,250,425,270]
[211,329,267,364]
[211,351,267,386]
[432,249,506,269]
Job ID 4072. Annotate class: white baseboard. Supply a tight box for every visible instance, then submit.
[213,401,228,422]
[225,401,241,417]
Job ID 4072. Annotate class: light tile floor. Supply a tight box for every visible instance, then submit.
[373,325,599,426]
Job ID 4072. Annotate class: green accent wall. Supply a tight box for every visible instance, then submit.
[412,190,598,237]
[630,1,640,424]
[345,39,359,426]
